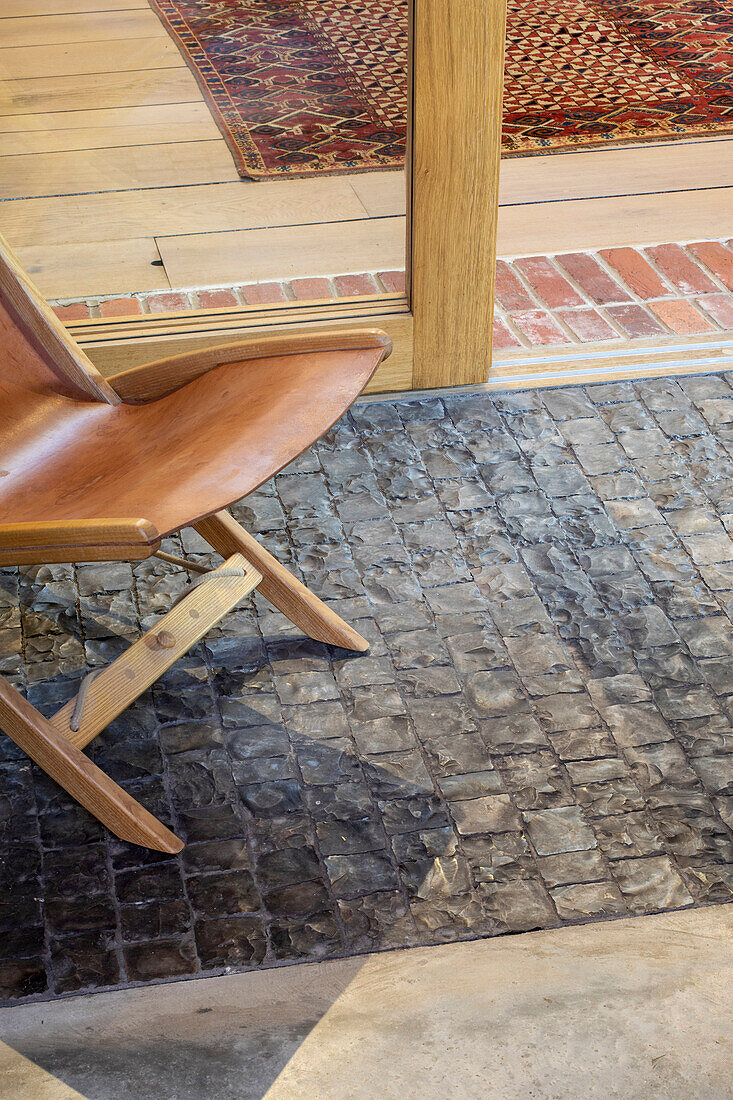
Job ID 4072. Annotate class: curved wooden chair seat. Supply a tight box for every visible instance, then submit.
[0,230,392,853]
[0,331,390,545]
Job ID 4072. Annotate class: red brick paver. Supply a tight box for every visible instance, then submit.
[698,293,733,328]
[494,260,536,311]
[377,270,406,293]
[52,302,91,322]
[510,310,571,346]
[644,244,718,295]
[99,296,143,317]
[600,247,671,300]
[197,289,239,308]
[492,317,523,349]
[688,242,733,292]
[145,292,190,313]
[290,277,332,300]
[514,256,584,308]
[555,252,632,305]
[649,298,716,335]
[604,304,666,339]
[240,282,287,305]
[334,273,379,296]
[556,307,619,343]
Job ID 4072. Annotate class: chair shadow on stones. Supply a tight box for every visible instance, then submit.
[0,552,490,979]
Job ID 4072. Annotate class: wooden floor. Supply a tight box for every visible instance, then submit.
[1,0,733,299]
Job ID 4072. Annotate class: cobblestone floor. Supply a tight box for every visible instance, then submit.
[2,374,733,1004]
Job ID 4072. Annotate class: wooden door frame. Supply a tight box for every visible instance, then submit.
[71,0,507,395]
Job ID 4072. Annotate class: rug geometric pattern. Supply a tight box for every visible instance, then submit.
[150,0,733,177]
[148,0,733,176]
[148,0,409,177]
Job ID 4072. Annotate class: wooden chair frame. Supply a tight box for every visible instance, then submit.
[0,232,388,854]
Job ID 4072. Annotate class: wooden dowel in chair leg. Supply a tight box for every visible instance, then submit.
[53,553,261,750]
[0,678,183,853]
[194,511,369,652]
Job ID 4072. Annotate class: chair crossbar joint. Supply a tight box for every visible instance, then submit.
[51,553,262,749]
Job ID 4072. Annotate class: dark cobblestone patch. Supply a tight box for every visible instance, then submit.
[1,374,733,1003]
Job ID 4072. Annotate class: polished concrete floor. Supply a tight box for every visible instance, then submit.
[0,905,730,1099]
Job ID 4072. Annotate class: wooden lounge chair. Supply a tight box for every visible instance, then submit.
[0,232,392,854]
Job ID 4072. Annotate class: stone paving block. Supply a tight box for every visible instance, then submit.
[681,532,733,565]
[410,894,489,942]
[593,812,666,859]
[479,714,550,755]
[418,731,489,777]
[500,751,573,809]
[542,389,599,420]
[550,881,626,919]
[461,832,533,884]
[270,911,342,961]
[611,855,693,912]
[548,728,618,761]
[445,631,509,675]
[5,377,733,1004]
[324,851,399,899]
[478,878,559,932]
[451,795,522,836]
[535,693,600,731]
[572,442,629,476]
[437,770,504,801]
[564,758,629,785]
[464,669,528,718]
[691,755,733,796]
[523,807,597,855]
[598,402,657,433]
[574,777,647,817]
[535,848,607,888]
[338,891,415,951]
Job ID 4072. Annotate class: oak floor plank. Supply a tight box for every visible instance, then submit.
[497,187,733,256]
[0,38,184,81]
[1,3,728,301]
[1,0,147,13]
[10,182,724,294]
[0,101,214,134]
[0,68,201,117]
[16,238,171,298]
[0,120,220,156]
[0,10,166,48]
[1,178,371,248]
[500,139,733,204]
[156,217,406,287]
[0,140,240,200]
[349,171,406,217]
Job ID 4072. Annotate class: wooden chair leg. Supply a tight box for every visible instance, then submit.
[194,510,369,652]
[52,553,261,750]
[0,554,261,852]
[0,677,183,853]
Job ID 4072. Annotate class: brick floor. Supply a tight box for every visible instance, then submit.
[554,253,632,305]
[604,304,666,339]
[52,241,733,356]
[649,299,716,336]
[599,248,671,301]
[513,256,584,309]
[645,244,718,296]
[197,289,240,309]
[2,375,733,1004]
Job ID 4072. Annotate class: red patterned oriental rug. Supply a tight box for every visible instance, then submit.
[150,0,733,178]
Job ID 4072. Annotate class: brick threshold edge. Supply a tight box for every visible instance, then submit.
[51,240,733,352]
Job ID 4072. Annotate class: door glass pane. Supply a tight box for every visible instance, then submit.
[0,0,409,314]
